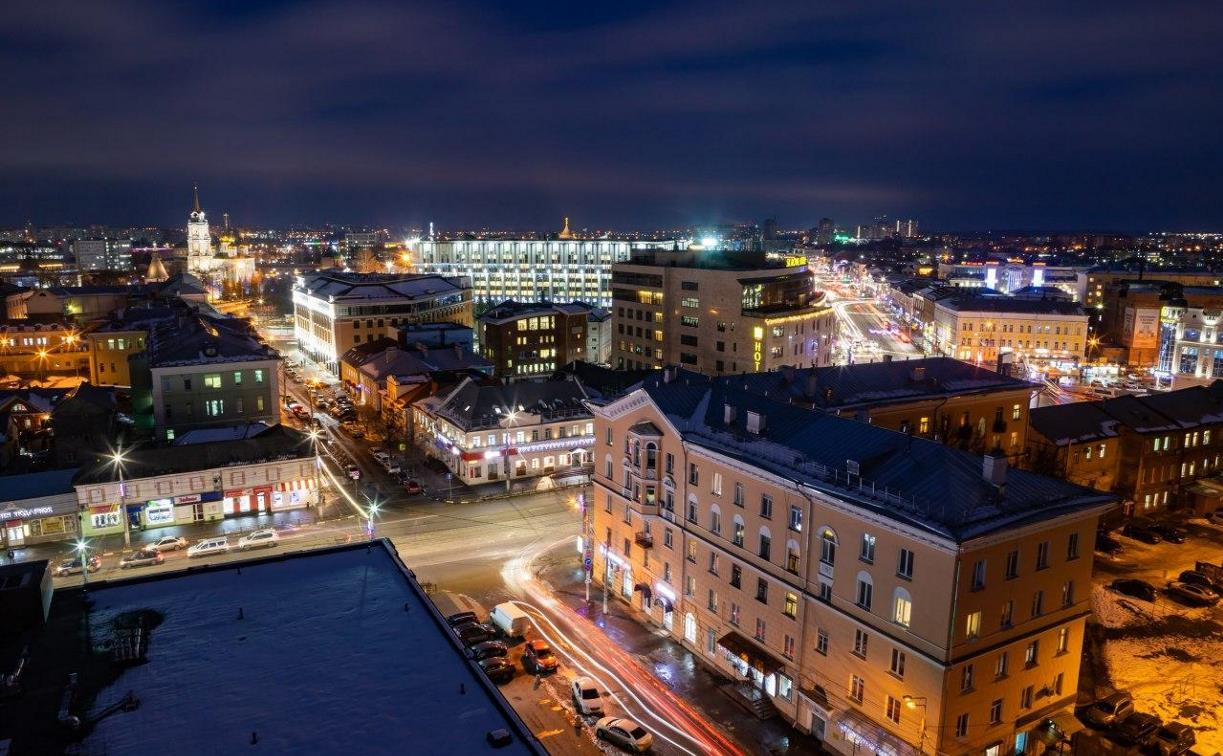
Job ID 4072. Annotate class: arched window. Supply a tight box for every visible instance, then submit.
[819,527,838,565]
[709,503,722,535]
[855,571,874,610]
[893,587,913,627]
[758,525,773,561]
[785,539,801,573]
[645,442,658,471]
[732,515,745,547]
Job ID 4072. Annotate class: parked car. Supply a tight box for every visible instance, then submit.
[1151,722,1196,755]
[1108,578,1157,602]
[572,676,604,715]
[404,479,422,495]
[1082,692,1134,728]
[1151,524,1187,544]
[52,555,101,577]
[489,602,531,638]
[521,639,558,674]
[149,535,189,552]
[446,611,479,627]
[479,657,516,684]
[345,463,361,480]
[1207,510,1223,526]
[467,640,509,661]
[383,461,402,476]
[1111,712,1162,747]
[1177,570,1223,594]
[238,529,279,551]
[1121,523,1162,544]
[1167,581,1219,607]
[594,717,653,752]
[370,448,389,462]
[1095,531,1123,555]
[119,549,164,569]
[453,622,497,646]
[187,537,230,558]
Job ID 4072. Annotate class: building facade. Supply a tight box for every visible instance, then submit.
[412,377,593,487]
[0,469,80,550]
[292,271,472,373]
[0,322,89,378]
[72,238,133,272]
[610,248,837,374]
[922,296,1088,369]
[589,370,1114,756]
[937,263,1090,303]
[186,185,215,275]
[478,300,594,378]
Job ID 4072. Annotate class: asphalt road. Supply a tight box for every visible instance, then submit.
[830,296,923,363]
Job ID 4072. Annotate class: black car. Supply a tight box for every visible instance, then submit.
[1151,524,1187,544]
[1111,712,1162,746]
[1121,523,1162,544]
[1095,531,1123,555]
[1109,578,1157,602]
[446,611,479,627]
[479,657,516,684]
[453,622,497,646]
[468,640,509,661]
[1177,570,1222,595]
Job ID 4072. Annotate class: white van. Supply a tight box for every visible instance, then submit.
[187,537,230,558]
[488,602,531,638]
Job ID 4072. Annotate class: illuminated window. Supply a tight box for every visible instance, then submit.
[204,374,222,389]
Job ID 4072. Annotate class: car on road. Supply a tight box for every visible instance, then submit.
[467,640,508,661]
[52,555,101,577]
[120,548,164,569]
[1108,578,1157,602]
[187,537,230,558]
[1082,692,1135,728]
[1177,570,1223,595]
[594,717,653,752]
[149,535,189,552]
[1095,531,1123,555]
[479,657,516,684]
[572,676,604,715]
[1151,722,1196,755]
[404,479,422,495]
[1166,581,1219,606]
[1121,522,1162,544]
[1111,712,1162,747]
[446,611,479,626]
[238,529,279,551]
[1206,509,1223,526]
[453,622,497,646]
[383,461,402,476]
[1151,524,1187,544]
[521,639,558,674]
[345,463,361,480]
[370,448,389,462]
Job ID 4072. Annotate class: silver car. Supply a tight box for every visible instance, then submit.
[149,535,188,552]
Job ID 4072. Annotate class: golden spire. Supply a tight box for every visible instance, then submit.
[558,216,574,240]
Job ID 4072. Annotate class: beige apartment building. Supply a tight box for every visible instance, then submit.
[610,248,836,374]
[589,369,1114,756]
[922,295,1088,368]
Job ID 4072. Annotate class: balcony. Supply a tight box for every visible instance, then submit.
[635,531,654,549]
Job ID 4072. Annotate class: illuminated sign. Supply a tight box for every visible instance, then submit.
[145,498,174,525]
[752,326,764,370]
[0,505,55,519]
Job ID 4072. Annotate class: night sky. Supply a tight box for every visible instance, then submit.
[2,0,1222,232]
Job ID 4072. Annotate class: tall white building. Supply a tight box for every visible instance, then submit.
[411,222,673,308]
[186,184,215,275]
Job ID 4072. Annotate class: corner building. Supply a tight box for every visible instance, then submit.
[590,369,1114,756]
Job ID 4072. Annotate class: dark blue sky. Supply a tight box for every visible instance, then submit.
[2,0,1222,232]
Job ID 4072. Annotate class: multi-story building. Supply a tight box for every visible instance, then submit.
[922,295,1088,369]
[129,312,281,441]
[72,238,133,271]
[590,369,1114,756]
[292,271,472,373]
[938,263,1090,303]
[1028,383,1223,516]
[586,308,612,365]
[1095,282,1223,366]
[83,306,179,387]
[412,376,593,486]
[0,322,89,378]
[727,358,1036,461]
[341,341,492,414]
[74,423,318,538]
[411,224,672,308]
[610,248,836,374]
[478,300,594,378]
[1085,268,1223,311]
[1156,301,1223,387]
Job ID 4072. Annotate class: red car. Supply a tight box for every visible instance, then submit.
[404,479,422,495]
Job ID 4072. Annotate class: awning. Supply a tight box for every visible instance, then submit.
[833,708,917,756]
[717,630,786,676]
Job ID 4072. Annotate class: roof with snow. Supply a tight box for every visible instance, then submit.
[1030,381,1223,445]
[144,311,278,368]
[478,299,595,324]
[171,422,273,445]
[353,344,493,383]
[429,376,591,431]
[295,271,468,302]
[54,543,543,755]
[938,295,1085,316]
[632,370,1114,541]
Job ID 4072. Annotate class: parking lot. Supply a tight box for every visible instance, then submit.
[1088,516,1223,754]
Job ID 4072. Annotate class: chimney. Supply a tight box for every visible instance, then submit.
[746,410,766,435]
[910,366,926,382]
[723,403,737,424]
[983,454,1007,487]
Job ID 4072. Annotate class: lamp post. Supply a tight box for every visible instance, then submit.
[364,496,381,541]
[307,429,325,516]
[501,409,519,494]
[74,538,93,594]
[111,448,131,548]
[574,493,592,602]
[903,695,929,755]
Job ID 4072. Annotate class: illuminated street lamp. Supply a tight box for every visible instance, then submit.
[73,538,93,593]
[903,695,928,754]
[111,447,131,548]
[364,496,381,541]
[307,429,325,514]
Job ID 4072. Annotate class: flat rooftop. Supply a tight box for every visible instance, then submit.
[6,543,541,755]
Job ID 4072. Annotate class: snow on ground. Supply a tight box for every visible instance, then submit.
[1091,584,1223,754]
[82,544,535,755]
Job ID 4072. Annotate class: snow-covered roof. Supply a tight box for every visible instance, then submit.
[297,272,468,302]
[79,543,543,754]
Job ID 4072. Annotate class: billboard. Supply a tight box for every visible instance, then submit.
[1123,306,1160,349]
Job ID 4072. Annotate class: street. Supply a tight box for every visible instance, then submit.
[828,295,923,363]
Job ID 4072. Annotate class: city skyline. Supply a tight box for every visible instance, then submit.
[2,1,1222,231]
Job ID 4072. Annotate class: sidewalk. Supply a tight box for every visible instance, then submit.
[535,547,826,756]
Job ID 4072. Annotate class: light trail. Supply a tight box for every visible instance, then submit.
[502,539,747,756]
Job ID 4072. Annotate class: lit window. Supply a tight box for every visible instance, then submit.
[204,374,222,389]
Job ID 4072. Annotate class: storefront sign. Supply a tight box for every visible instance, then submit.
[173,491,222,505]
[145,499,174,525]
[0,505,54,519]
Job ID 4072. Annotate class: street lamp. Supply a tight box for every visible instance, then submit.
[364,496,381,541]
[111,447,131,548]
[73,538,93,594]
[307,429,325,516]
[573,493,593,602]
[501,409,520,494]
[903,695,929,755]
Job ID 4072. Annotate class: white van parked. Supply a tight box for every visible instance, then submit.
[488,602,531,638]
[187,537,230,558]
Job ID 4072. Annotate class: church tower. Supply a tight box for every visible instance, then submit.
[186,183,214,274]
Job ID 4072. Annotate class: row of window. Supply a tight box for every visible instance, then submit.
[170,369,266,392]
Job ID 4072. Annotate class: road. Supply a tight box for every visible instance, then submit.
[829,296,923,363]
